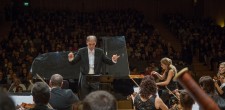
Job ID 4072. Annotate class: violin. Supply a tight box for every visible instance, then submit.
[170,103,182,110]
[20,102,35,109]
[127,92,138,100]
[16,102,35,110]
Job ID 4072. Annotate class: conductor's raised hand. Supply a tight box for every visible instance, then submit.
[68,52,74,62]
[112,54,120,62]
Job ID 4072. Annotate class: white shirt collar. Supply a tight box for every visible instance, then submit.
[220,83,225,88]
[88,48,95,54]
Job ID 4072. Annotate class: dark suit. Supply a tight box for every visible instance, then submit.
[29,104,54,110]
[70,47,115,99]
[49,87,79,110]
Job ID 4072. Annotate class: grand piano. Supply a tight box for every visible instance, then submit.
[30,36,134,98]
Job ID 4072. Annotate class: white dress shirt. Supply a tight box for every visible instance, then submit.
[88,49,95,74]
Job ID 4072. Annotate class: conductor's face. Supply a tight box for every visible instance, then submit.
[87,39,96,51]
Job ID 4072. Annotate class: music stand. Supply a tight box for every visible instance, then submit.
[99,75,114,92]
[85,75,101,83]
[99,75,114,83]
[85,75,114,92]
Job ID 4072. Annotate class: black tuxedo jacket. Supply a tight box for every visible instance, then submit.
[29,104,54,110]
[49,87,79,110]
[71,47,115,75]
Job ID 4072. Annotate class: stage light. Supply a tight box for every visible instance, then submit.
[216,17,224,28]
[218,20,224,28]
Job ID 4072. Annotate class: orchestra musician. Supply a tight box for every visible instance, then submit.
[217,62,225,76]
[214,62,225,99]
[29,82,54,110]
[49,74,79,110]
[151,57,178,107]
[16,74,55,110]
[199,76,225,109]
[131,75,168,110]
[179,90,194,110]
[174,67,220,110]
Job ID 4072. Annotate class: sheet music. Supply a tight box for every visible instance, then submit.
[133,87,159,96]
[133,87,139,93]
[10,95,33,105]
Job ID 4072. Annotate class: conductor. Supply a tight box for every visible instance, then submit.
[68,35,120,99]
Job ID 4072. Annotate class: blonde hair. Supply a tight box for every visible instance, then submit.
[218,62,225,77]
[160,57,177,74]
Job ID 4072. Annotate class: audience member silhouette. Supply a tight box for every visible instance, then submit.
[0,88,16,110]
[81,90,116,110]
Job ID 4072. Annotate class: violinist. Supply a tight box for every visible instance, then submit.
[199,76,225,109]
[214,62,225,99]
[217,62,225,76]
[29,82,54,110]
[49,74,79,110]
[179,90,194,110]
[151,57,178,107]
[132,75,168,110]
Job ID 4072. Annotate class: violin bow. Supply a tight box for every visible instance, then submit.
[130,77,140,87]
[36,73,53,109]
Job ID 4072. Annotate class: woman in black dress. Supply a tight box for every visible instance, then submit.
[132,75,168,110]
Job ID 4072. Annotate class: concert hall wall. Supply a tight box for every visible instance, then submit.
[1,0,225,22]
[27,0,194,20]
